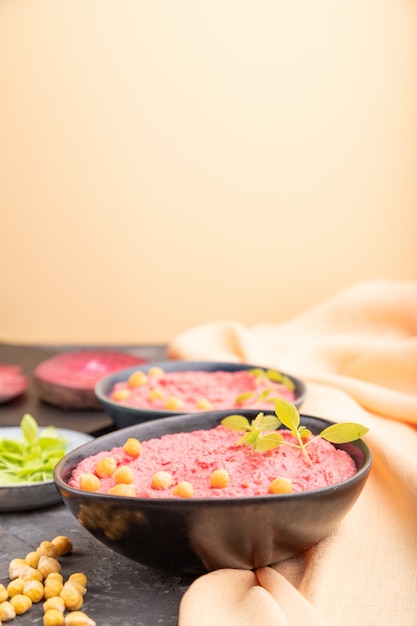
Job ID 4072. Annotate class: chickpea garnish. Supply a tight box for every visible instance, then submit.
[127,371,148,388]
[112,389,131,402]
[147,387,164,402]
[112,465,134,485]
[107,483,136,497]
[78,473,100,493]
[196,398,213,411]
[151,471,173,490]
[268,477,293,494]
[209,469,230,489]
[122,438,142,457]
[148,366,164,378]
[164,396,184,411]
[95,457,117,478]
[172,481,194,498]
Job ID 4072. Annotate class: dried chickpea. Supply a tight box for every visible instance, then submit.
[210,469,230,489]
[51,536,73,557]
[164,396,184,410]
[127,371,148,387]
[112,465,134,485]
[107,483,136,496]
[38,556,62,579]
[10,593,32,615]
[195,398,213,410]
[172,481,194,498]
[0,584,8,603]
[122,438,142,457]
[44,608,65,626]
[0,600,16,621]
[45,573,64,584]
[7,578,24,596]
[8,558,26,579]
[19,565,43,582]
[25,550,41,568]
[44,579,64,599]
[151,470,173,490]
[148,366,164,378]
[68,573,87,589]
[37,541,60,559]
[78,473,100,493]
[43,596,65,613]
[64,610,96,626]
[112,388,131,401]
[95,457,117,478]
[147,387,164,402]
[23,579,44,603]
[60,582,83,610]
[268,477,293,494]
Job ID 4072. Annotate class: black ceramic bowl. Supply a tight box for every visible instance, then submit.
[94,360,307,429]
[54,410,371,573]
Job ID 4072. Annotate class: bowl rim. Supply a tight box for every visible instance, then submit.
[94,360,308,417]
[54,410,372,505]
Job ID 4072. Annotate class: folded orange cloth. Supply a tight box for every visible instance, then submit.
[168,280,417,625]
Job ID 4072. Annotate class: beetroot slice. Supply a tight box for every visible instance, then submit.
[0,364,28,404]
[33,350,146,410]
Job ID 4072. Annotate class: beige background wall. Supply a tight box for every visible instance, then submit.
[1,0,416,345]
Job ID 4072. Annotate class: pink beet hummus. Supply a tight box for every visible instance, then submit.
[69,425,356,498]
[110,369,296,411]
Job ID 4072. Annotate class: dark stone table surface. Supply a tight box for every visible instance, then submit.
[0,342,196,626]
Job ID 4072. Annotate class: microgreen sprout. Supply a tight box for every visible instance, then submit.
[235,368,295,407]
[221,399,369,466]
[0,413,67,485]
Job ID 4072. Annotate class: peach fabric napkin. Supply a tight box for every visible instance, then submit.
[168,280,417,626]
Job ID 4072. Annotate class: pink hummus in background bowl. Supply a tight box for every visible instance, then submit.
[95,360,307,429]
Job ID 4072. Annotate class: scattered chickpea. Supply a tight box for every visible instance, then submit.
[25,550,41,568]
[127,370,148,388]
[68,573,87,589]
[147,387,164,402]
[43,596,66,614]
[112,388,131,401]
[43,608,65,626]
[78,473,101,493]
[38,556,62,579]
[8,558,26,580]
[23,579,44,603]
[164,396,184,410]
[151,471,173,490]
[7,578,24,597]
[64,610,96,626]
[51,536,73,557]
[0,600,16,621]
[44,579,64,599]
[172,481,194,498]
[45,573,64,584]
[60,582,83,611]
[0,584,8,603]
[37,541,60,559]
[19,565,43,582]
[209,469,230,489]
[268,477,293,494]
[195,398,213,411]
[107,483,136,497]
[112,465,134,485]
[10,593,32,615]
[122,438,142,457]
[95,456,117,478]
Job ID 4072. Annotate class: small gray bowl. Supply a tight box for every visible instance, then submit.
[94,360,307,429]
[54,410,371,573]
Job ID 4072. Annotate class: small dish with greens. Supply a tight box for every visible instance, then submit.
[0,414,93,512]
